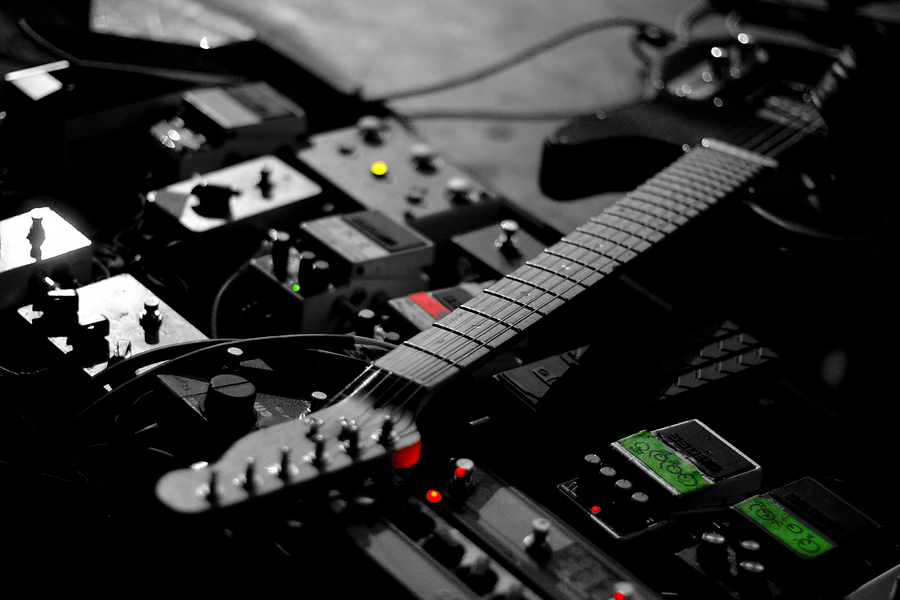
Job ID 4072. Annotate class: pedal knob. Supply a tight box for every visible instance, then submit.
[451,458,476,494]
[139,297,163,343]
[272,230,291,281]
[524,518,552,559]
[577,454,602,499]
[191,181,236,218]
[357,115,384,144]
[423,525,466,568]
[201,374,258,431]
[256,166,273,198]
[736,560,770,597]
[410,143,437,172]
[697,531,730,574]
[446,177,474,204]
[353,308,377,338]
[494,220,521,258]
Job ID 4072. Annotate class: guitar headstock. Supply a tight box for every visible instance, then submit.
[155,395,419,514]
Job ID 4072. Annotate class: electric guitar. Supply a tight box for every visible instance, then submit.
[156,28,896,513]
[157,136,781,513]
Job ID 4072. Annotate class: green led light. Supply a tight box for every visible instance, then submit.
[292,284,300,292]
[618,430,712,494]
[735,496,834,558]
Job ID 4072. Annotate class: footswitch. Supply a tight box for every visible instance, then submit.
[560,419,762,540]
[147,155,322,234]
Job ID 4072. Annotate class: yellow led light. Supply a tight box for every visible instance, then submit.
[371,160,388,177]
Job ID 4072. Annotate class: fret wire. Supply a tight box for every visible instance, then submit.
[526,257,589,287]
[657,168,730,195]
[576,221,643,249]
[487,285,568,318]
[606,205,678,234]
[552,242,621,274]
[619,197,688,227]
[640,181,715,209]
[459,305,522,332]
[433,321,496,349]
[592,215,661,243]
[642,178,718,205]
[566,230,638,264]
[506,273,568,301]
[598,211,661,237]
[630,189,700,218]
[682,158,749,185]
[692,148,760,178]
[403,341,461,367]
[630,191,703,223]
[528,253,604,288]
[561,233,628,261]
[671,161,742,187]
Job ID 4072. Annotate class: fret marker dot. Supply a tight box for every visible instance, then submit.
[426,490,442,503]
[292,284,300,292]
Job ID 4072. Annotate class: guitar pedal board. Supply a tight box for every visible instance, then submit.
[1,14,899,600]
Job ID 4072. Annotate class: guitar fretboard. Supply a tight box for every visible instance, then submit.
[375,140,776,390]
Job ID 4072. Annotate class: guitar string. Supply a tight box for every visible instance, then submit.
[372,105,825,419]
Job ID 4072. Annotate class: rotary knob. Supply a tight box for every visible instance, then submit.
[201,374,258,431]
[494,220,521,258]
[272,230,291,281]
[410,143,438,172]
[357,115,385,144]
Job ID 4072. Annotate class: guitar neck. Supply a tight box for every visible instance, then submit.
[374,139,776,392]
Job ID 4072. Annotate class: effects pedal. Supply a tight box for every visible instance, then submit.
[149,81,308,178]
[560,419,762,541]
[147,155,323,234]
[452,218,549,279]
[676,477,884,599]
[0,207,92,311]
[296,115,505,238]
[250,210,434,333]
[17,273,206,376]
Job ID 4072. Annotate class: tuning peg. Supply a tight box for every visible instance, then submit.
[279,447,294,481]
[242,458,258,493]
[338,417,357,440]
[206,470,221,506]
[376,415,399,446]
[309,434,329,467]
[343,425,360,456]
[305,417,323,439]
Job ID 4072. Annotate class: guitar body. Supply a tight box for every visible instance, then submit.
[539,36,891,243]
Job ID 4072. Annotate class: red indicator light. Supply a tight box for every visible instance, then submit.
[454,466,468,478]
[614,592,628,600]
[426,490,442,503]
[392,439,422,469]
[591,506,600,513]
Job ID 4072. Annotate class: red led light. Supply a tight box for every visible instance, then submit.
[614,592,628,600]
[454,466,468,478]
[426,490,442,503]
[591,506,600,513]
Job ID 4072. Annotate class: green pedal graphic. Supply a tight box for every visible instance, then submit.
[735,495,834,558]
[618,430,713,494]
